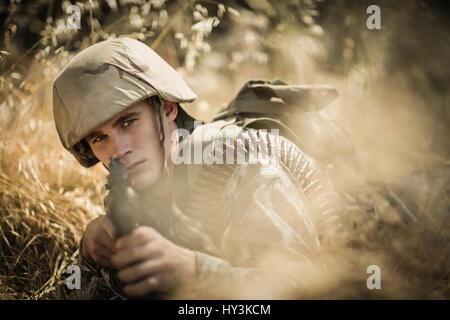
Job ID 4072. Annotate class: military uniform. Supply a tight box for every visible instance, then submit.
[53,38,341,299]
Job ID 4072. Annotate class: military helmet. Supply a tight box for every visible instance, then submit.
[53,37,198,167]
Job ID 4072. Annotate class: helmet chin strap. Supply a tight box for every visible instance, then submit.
[152,96,170,184]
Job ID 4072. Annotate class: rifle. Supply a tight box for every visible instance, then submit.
[104,157,165,299]
[104,157,219,298]
[106,157,219,255]
[104,157,142,237]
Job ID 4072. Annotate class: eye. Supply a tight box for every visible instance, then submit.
[122,119,137,128]
[92,135,107,144]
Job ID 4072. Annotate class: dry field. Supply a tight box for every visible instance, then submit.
[0,0,448,299]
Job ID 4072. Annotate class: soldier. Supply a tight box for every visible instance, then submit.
[53,37,339,299]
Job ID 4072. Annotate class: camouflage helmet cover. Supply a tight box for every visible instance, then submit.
[53,37,197,167]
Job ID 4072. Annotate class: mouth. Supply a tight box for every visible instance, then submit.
[126,160,145,172]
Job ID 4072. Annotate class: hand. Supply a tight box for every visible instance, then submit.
[111,226,196,297]
[81,215,117,267]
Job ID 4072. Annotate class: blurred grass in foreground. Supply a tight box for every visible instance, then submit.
[0,0,448,299]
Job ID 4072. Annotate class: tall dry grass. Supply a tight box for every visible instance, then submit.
[0,60,106,299]
[0,0,448,299]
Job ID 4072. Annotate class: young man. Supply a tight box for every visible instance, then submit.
[53,37,338,298]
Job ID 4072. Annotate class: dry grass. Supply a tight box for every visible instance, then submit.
[0,0,448,299]
[0,120,105,299]
[0,65,107,297]
[0,81,447,299]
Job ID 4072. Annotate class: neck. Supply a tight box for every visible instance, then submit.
[156,159,175,202]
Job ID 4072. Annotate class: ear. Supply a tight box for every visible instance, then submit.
[163,101,178,122]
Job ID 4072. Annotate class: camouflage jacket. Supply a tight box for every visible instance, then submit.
[77,117,340,299]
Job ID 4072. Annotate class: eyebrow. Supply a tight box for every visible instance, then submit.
[86,111,141,142]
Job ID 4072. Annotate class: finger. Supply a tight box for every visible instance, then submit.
[117,259,166,283]
[112,242,163,269]
[93,254,114,268]
[123,277,160,297]
[94,244,116,258]
[115,226,158,250]
[103,216,117,240]
[98,229,117,252]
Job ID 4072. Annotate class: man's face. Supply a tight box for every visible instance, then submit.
[86,100,164,190]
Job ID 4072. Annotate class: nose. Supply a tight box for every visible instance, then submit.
[111,135,132,160]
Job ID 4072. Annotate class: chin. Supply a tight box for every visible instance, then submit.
[130,171,161,190]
